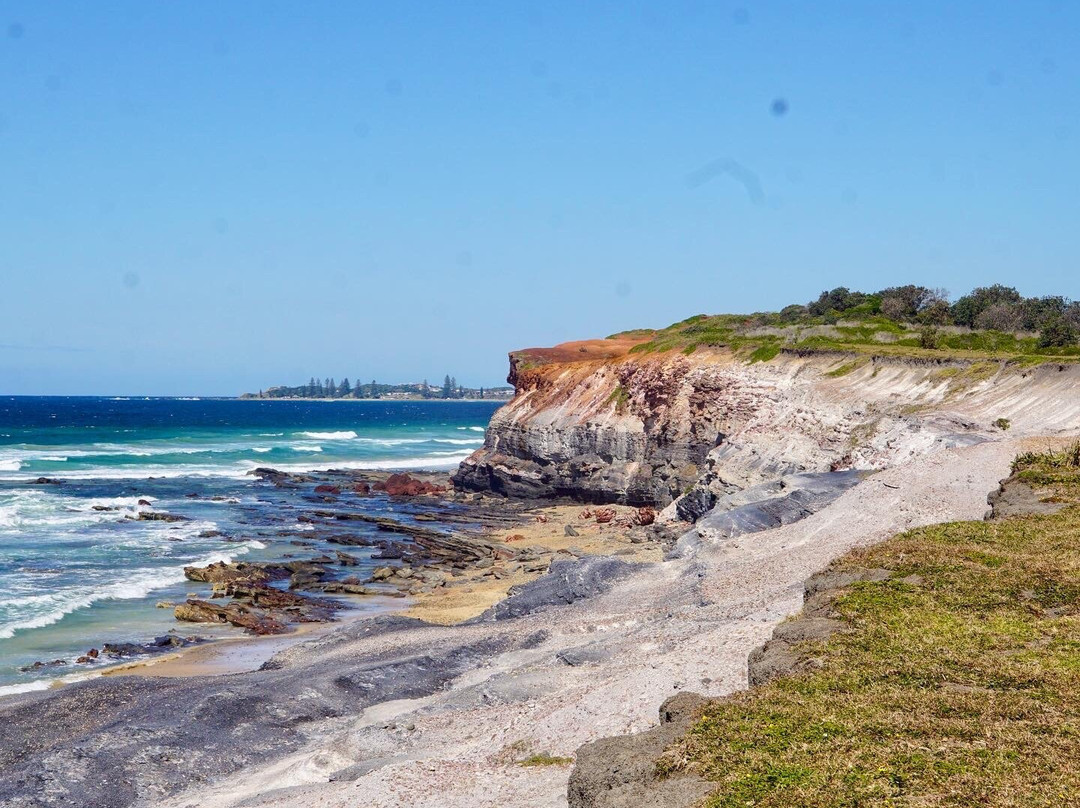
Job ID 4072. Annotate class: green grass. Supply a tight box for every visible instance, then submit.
[606,384,631,414]
[657,455,1080,807]
[824,361,862,378]
[621,311,1080,367]
[748,343,782,363]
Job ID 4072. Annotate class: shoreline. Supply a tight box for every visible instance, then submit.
[0,497,664,696]
[109,501,664,679]
[0,440,1028,808]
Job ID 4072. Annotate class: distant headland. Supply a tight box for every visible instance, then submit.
[241,375,514,401]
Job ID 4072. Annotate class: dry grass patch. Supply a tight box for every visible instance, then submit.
[659,457,1080,807]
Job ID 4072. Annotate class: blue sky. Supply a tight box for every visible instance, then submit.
[0,2,1076,395]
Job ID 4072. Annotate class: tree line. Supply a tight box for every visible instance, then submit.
[248,375,507,400]
[784,284,1080,348]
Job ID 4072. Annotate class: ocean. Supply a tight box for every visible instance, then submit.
[0,397,500,694]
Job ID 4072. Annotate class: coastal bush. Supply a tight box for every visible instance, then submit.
[624,283,1080,365]
[1039,317,1078,349]
[658,459,1080,806]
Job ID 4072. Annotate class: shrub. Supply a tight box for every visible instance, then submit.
[1038,316,1078,349]
[950,284,1021,328]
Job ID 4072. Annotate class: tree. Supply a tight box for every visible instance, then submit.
[479,386,484,399]
[315,378,325,397]
[442,375,453,399]
[450,376,458,398]
[339,378,351,397]
[877,285,933,322]
[778,304,808,323]
[950,285,1021,328]
[1019,296,1067,332]
[370,379,379,398]
[324,378,334,398]
[975,303,1022,332]
[917,298,953,325]
[308,377,317,397]
[422,379,430,398]
[1039,317,1078,349]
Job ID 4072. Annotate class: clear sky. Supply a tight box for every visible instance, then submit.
[1,2,1077,395]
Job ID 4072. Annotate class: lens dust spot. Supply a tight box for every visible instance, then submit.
[122,272,140,289]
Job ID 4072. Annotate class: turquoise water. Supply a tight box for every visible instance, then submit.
[0,397,499,694]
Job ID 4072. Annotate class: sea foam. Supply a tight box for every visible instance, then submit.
[296,430,358,440]
[0,548,247,640]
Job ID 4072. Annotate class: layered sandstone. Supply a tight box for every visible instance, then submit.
[454,340,1080,509]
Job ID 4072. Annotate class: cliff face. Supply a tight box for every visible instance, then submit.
[454,338,1080,508]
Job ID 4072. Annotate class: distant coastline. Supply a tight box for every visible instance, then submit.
[241,377,514,402]
[240,396,511,402]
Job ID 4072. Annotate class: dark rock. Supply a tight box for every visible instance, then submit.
[691,471,863,541]
[675,486,717,522]
[803,567,892,598]
[470,557,639,622]
[136,511,189,523]
[373,473,447,497]
[567,693,713,808]
[564,525,580,537]
[987,476,1067,519]
[18,659,66,672]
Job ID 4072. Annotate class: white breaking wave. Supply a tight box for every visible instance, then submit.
[237,449,474,474]
[0,680,51,697]
[0,459,21,472]
[0,547,248,640]
[252,447,272,453]
[468,426,485,432]
[432,438,484,445]
[0,464,253,482]
[291,445,323,452]
[0,491,150,530]
[296,431,358,440]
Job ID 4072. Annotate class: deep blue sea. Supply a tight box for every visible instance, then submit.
[0,397,499,695]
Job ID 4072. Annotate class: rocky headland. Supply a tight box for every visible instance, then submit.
[2,333,1080,808]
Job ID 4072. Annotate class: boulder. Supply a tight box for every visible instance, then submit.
[373,473,447,497]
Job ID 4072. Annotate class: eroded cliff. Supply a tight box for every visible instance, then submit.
[454,338,1080,511]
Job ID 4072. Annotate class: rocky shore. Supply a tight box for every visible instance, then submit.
[3,340,1080,808]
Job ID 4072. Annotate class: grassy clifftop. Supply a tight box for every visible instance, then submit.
[658,444,1080,807]
[610,284,1080,364]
